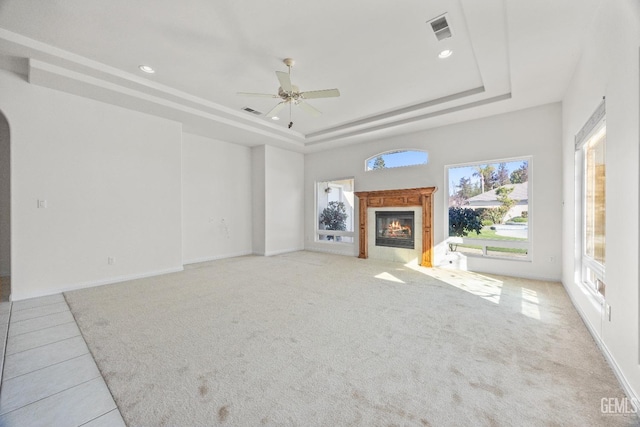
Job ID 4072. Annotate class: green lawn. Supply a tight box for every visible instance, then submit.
[486,246,528,255]
[465,226,526,241]
[454,226,528,255]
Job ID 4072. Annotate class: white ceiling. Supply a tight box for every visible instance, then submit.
[0,0,598,152]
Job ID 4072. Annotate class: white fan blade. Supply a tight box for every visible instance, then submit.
[276,71,293,92]
[297,101,322,117]
[237,92,278,98]
[266,101,287,117]
[301,88,340,99]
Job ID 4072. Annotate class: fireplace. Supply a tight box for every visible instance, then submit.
[375,211,415,249]
[355,187,436,266]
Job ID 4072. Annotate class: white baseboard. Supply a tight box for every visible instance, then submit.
[263,247,304,257]
[183,251,253,265]
[11,266,184,301]
[502,273,562,282]
[305,246,357,257]
[467,266,562,283]
[562,281,639,404]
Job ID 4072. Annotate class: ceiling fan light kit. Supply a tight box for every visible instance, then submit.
[237,58,340,128]
[138,65,155,74]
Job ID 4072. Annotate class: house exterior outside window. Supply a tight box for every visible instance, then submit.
[446,158,531,260]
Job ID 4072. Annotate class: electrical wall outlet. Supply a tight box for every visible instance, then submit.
[37,199,47,208]
[107,257,115,265]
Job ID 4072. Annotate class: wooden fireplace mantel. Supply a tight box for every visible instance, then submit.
[354,187,437,267]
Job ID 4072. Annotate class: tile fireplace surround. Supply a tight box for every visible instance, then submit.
[354,187,437,267]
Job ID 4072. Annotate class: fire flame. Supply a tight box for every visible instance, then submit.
[386,220,411,237]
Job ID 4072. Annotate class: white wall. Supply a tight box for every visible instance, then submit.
[0,69,183,300]
[182,133,252,264]
[0,112,9,276]
[264,145,304,255]
[251,145,266,255]
[305,103,563,280]
[561,1,640,398]
[252,145,305,256]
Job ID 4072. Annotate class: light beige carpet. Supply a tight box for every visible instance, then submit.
[65,251,637,426]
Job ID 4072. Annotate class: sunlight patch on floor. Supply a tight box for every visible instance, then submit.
[374,272,406,284]
[405,264,503,304]
[521,287,541,319]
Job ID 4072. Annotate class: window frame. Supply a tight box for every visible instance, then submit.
[444,156,533,261]
[314,178,356,245]
[575,104,606,299]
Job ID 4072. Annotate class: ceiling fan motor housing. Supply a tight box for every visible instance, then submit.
[278,85,300,101]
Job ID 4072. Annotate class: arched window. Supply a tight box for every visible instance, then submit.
[365,150,428,171]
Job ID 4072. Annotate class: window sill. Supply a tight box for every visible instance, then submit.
[314,240,354,246]
[449,251,532,263]
[576,280,605,310]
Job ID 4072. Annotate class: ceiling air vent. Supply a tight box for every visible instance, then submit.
[428,14,452,41]
[242,107,262,116]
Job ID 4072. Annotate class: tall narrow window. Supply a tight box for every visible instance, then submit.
[576,100,606,297]
[316,179,355,243]
[584,127,606,264]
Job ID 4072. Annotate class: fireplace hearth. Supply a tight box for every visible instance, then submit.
[375,211,415,249]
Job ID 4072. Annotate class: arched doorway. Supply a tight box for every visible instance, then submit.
[0,111,10,301]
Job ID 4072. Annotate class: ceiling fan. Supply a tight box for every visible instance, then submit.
[237,58,340,128]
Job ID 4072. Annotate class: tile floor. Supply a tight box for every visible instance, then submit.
[0,293,125,427]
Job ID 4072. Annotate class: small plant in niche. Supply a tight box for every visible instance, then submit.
[319,201,348,240]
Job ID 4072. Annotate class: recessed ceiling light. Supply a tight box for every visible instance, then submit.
[138,65,155,74]
[271,116,280,121]
[438,49,453,59]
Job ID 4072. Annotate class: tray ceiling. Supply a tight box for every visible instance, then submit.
[0,0,598,152]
